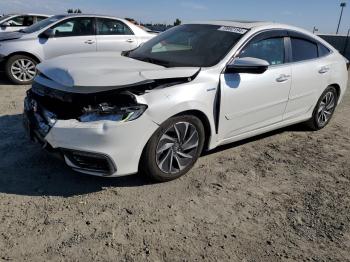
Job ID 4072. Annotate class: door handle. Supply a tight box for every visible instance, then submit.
[276,74,291,82]
[318,66,330,74]
[84,40,95,44]
[126,39,135,43]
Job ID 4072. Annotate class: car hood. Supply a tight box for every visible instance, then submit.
[36,52,200,93]
[0,31,24,41]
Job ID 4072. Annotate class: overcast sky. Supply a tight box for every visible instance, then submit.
[0,0,349,34]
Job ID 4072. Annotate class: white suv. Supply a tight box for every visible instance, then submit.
[0,14,154,84]
[0,14,49,33]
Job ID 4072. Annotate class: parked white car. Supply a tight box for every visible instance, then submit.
[0,14,49,33]
[23,21,349,181]
[0,14,154,84]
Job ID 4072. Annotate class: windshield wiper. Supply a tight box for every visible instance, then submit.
[18,29,26,33]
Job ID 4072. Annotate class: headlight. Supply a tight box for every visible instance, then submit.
[79,103,147,123]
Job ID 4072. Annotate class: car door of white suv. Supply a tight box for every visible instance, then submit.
[283,32,332,120]
[40,17,96,60]
[219,31,292,140]
[95,18,138,52]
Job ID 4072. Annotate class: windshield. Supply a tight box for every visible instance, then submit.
[0,15,12,23]
[22,15,65,34]
[127,24,247,67]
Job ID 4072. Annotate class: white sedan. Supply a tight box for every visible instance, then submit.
[23,21,349,181]
[0,14,155,84]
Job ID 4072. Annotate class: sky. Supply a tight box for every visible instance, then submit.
[0,0,349,34]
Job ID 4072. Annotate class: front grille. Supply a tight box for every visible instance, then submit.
[30,86,83,120]
[62,149,116,175]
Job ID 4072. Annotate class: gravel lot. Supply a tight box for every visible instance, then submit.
[0,73,349,261]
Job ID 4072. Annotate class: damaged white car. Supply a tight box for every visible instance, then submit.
[23,21,349,181]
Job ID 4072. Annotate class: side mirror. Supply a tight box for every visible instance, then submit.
[225,57,269,74]
[39,29,55,38]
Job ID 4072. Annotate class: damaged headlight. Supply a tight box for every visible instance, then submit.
[79,103,148,123]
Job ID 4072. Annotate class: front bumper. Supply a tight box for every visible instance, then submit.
[23,95,159,177]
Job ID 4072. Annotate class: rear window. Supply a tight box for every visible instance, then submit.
[291,38,318,62]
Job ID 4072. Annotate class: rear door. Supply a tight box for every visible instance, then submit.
[41,17,97,59]
[96,18,138,52]
[219,31,292,140]
[283,33,331,120]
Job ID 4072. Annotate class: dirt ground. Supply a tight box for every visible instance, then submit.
[0,72,349,262]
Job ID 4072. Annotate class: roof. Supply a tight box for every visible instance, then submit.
[188,20,274,29]
[5,13,50,17]
[57,13,120,18]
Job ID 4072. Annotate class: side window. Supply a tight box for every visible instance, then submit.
[291,38,318,62]
[97,18,133,35]
[318,43,331,57]
[6,16,26,26]
[24,16,35,26]
[51,18,93,37]
[240,37,285,65]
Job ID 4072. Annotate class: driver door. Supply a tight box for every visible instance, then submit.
[219,35,292,141]
[40,17,97,59]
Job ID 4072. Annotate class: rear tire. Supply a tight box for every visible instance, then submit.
[5,55,38,85]
[141,115,205,182]
[305,86,338,130]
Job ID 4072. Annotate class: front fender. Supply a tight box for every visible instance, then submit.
[139,81,220,149]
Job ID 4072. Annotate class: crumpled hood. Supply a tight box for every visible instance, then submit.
[0,31,24,41]
[36,52,200,92]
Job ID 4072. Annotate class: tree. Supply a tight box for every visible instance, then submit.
[174,18,181,26]
[67,8,82,14]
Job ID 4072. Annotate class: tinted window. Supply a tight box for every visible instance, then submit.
[127,24,246,67]
[6,15,34,26]
[240,37,285,65]
[291,38,318,62]
[51,18,93,37]
[97,18,133,35]
[319,44,331,57]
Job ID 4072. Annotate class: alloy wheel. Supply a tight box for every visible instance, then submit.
[156,122,199,174]
[317,91,336,127]
[10,59,36,82]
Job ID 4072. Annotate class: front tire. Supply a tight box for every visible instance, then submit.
[141,115,205,182]
[5,55,38,85]
[306,86,338,130]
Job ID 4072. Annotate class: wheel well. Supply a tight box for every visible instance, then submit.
[6,52,41,63]
[329,84,341,98]
[175,110,212,152]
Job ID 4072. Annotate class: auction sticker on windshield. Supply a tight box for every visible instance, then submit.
[218,26,248,34]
